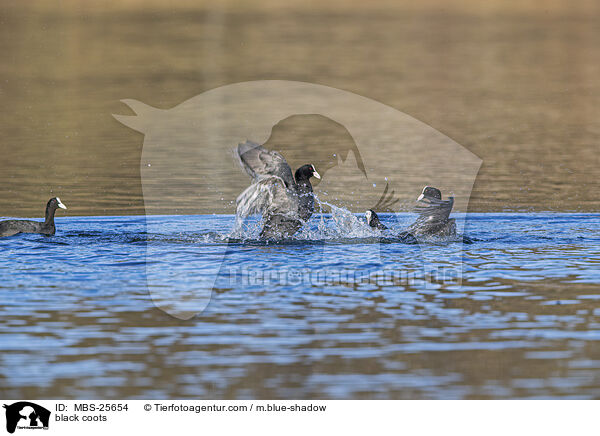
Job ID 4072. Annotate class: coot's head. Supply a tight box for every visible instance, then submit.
[47,197,68,211]
[417,186,442,201]
[365,209,379,227]
[295,164,321,181]
[365,209,375,226]
[365,209,387,230]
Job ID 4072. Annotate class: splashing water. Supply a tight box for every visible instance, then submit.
[229,192,394,242]
[226,191,460,244]
[312,199,375,238]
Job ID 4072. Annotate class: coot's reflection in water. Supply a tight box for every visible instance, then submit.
[0,213,599,399]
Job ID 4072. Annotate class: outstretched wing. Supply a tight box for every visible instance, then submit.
[236,140,295,188]
[371,183,399,212]
[236,175,298,219]
[412,195,454,226]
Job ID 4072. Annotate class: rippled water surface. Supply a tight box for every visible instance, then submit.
[1,213,599,399]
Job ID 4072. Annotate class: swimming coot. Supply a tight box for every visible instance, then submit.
[0,197,67,237]
[364,183,400,231]
[236,140,320,239]
[407,186,456,237]
[364,208,418,243]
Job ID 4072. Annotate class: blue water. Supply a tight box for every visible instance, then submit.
[1,213,599,399]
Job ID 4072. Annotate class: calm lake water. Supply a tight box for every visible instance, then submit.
[1,212,599,399]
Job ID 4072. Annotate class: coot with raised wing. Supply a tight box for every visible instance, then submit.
[235,140,321,239]
[0,197,67,237]
[407,187,456,238]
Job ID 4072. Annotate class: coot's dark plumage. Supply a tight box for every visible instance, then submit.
[364,183,399,231]
[365,209,387,230]
[364,208,418,243]
[235,140,320,239]
[407,186,456,237]
[0,197,67,237]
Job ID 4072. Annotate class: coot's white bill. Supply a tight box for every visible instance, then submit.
[311,165,321,179]
[56,197,67,209]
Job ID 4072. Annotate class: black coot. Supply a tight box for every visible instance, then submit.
[365,186,456,241]
[0,198,67,237]
[365,209,387,230]
[236,140,321,239]
[364,209,417,243]
[407,186,456,237]
[364,183,399,231]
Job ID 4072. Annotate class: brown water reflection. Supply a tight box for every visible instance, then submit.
[1,1,599,216]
